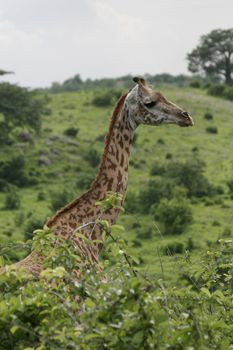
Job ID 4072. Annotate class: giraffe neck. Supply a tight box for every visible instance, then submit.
[16,94,137,273]
[94,98,134,199]
[47,94,135,231]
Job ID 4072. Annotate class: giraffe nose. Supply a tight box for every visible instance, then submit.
[180,111,194,126]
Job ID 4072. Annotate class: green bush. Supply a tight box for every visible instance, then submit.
[84,148,101,167]
[0,229,232,350]
[165,152,172,159]
[0,82,50,144]
[163,241,184,255]
[208,84,233,102]
[76,173,95,190]
[124,191,139,214]
[92,89,121,107]
[37,191,46,201]
[189,80,201,88]
[4,188,21,210]
[208,84,225,97]
[0,154,26,186]
[203,112,213,120]
[223,86,233,101]
[150,161,166,176]
[154,198,193,235]
[137,179,173,213]
[136,227,153,240]
[206,126,218,134]
[63,127,79,137]
[49,189,74,212]
[14,211,25,226]
[24,216,45,240]
[166,159,216,197]
[227,179,233,193]
[0,178,8,192]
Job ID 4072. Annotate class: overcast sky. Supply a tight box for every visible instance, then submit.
[0,0,232,88]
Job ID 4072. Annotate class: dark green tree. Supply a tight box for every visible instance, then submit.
[0,69,13,76]
[187,28,233,85]
[154,198,193,235]
[0,83,50,144]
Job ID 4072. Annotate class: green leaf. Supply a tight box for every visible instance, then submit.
[10,325,19,334]
[201,287,211,298]
[0,256,5,267]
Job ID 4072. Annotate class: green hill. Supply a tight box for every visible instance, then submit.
[0,85,233,280]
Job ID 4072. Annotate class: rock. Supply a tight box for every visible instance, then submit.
[38,155,51,166]
[18,130,32,142]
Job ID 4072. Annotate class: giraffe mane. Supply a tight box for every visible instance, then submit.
[94,92,128,181]
[47,92,128,227]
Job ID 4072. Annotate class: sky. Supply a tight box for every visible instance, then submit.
[0,0,232,88]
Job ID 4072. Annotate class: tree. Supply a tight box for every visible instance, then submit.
[187,29,233,85]
[0,69,13,76]
[154,198,193,235]
[0,83,50,144]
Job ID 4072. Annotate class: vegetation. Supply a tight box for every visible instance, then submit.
[0,227,232,349]
[0,83,50,144]
[187,28,233,85]
[1,74,233,348]
[49,73,193,93]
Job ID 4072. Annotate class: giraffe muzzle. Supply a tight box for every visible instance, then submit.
[179,113,194,127]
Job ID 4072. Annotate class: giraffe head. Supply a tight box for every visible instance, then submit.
[125,77,194,129]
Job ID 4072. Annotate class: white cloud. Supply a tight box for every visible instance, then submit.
[0,0,233,87]
[0,18,43,47]
[92,0,146,41]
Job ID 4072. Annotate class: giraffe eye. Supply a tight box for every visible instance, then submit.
[144,101,157,108]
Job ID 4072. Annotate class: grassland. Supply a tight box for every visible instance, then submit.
[0,85,233,282]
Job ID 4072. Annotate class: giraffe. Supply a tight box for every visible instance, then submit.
[1,77,193,275]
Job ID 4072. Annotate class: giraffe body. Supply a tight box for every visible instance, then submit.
[1,78,193,275]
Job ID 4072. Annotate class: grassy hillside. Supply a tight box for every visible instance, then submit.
[0,85,233,281]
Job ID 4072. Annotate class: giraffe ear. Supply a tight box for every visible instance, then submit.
[133,77,147,87]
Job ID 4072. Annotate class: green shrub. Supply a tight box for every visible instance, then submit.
[4,188,21,210]
[124,191,139,214]
[84,149,100,167]
[157,138,165,145]
[203,112,213,120]
[223,86,233,101]
[63,127,79,137]
[0,178,8,192]
[222,227,231,237]
[154,198,193,235]
[49,189,74,212]
[186,237,195,251]
[137,179,173,213]
[14,211,25,226]
[76,173,95,190]
[163,241,184,255]
[136,227,153,240]
[206,126,218,134]
[189,80,201,88]
[24,216,45,240]
[227,179,233,193]
[0,228,232,349]
[0,154,26,186]
[92,89,121,107]
[37,191,46,201]
[208,84,233,102]
[0,82,50,144]
[166,159,216,197]
[165,152,172,159]
[150,162,166,176]
[208,84,225,97]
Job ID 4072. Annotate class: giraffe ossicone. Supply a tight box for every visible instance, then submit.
[1,77,194,275]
